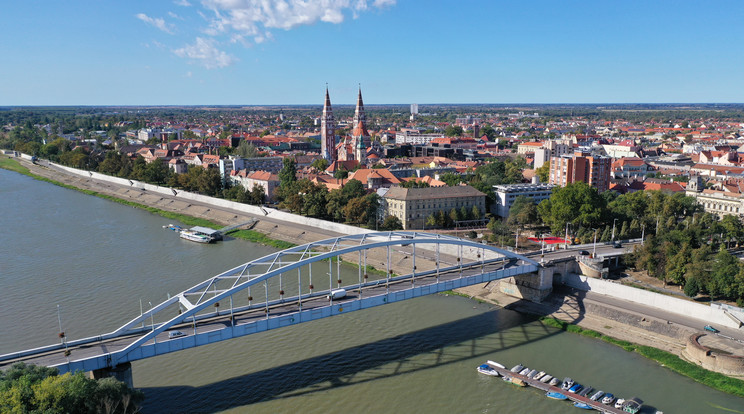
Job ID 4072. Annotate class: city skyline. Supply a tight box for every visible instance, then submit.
[2,0,743,105]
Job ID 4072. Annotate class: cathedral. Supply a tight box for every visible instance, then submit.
[320,86,379,164]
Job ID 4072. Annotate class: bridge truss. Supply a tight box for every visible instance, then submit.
[2,231,539,373]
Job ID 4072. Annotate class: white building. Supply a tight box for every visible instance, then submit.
[493,183,554,218]
[395,131,445,145]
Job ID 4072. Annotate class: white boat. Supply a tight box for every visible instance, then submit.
[539,374,552,383]
[519,367,530,376]
[510,364,524,373]
[486,360,505,369]
[476,363,499,376]
[179,229,212,243]
[526,369,538,378]
[590,390,605,401]
[549,377,560,386]
[614,398,625,409]
[601,393,615,405]
[533,370,546,380]
[561,377,574,390]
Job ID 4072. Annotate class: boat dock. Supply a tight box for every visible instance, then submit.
[486,362,628,413]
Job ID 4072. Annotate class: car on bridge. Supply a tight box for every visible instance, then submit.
[168,330,185,339]
[578,250,590,256]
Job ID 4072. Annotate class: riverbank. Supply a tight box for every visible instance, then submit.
[4,155,743,394]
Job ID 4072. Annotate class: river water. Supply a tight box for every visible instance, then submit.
[1,167,742,413]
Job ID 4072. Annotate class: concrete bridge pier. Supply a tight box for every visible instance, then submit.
[88,362,133,388]
[498,266,553,302]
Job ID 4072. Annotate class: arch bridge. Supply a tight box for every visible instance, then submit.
[0,231,539,379]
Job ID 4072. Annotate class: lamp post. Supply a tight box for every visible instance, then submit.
[593,228,598,257]
[564,222,572,249]
[611,218,618,242]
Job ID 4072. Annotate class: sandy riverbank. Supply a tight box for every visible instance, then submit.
[7,157,694,358]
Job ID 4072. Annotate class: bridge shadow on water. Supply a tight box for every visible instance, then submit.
[140,299,577,413]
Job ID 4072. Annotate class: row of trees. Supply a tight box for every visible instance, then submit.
[0,363,143,414]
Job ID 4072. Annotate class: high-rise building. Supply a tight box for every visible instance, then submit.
[549,151,611,192]
[410,103,418,115]
[320,87,336,161]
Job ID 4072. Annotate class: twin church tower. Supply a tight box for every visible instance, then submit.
[320,86,369,163]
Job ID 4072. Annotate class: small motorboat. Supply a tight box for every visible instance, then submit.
[546,391,568,400]
[510,364,524,373]
[526,369,538,378]
[601,393,615,405]
[502,376,526,387]
[623,397,643,413]
[476,363,499,376]
[549,377,560,386]
[573,402,594,410]
[590,390,605,401]
[614,398,626,409]
[578,385,593,397]
[561,377,574,390]
[568,383,583,393]
[533,370,546,380]
[486,360,505,369]
[539,374,552,383]
[519,367,531,376]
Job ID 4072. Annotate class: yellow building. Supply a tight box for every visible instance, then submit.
[383,185,486,229]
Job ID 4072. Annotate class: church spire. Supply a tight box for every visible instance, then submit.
[320,85,336,161]
[352,85,366,132]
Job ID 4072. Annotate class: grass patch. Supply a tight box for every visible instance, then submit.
[229,229,296,250]
[0,157,30,175]
[540,317,744,397]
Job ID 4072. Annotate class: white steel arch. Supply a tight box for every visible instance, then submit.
[107,231,537,365]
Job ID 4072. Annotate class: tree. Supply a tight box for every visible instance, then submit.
[507,195,538,228]
[311,158,329,172]
[540,182,607,235]
[381,215,403,230]
[277,157,297,201]
[459,206,470,221]
[439,172,462,187]
[534,161,550,183]
[471,205,481,220]
[444,125,463,136]
[400,179,430,188]
[236,141,261,158]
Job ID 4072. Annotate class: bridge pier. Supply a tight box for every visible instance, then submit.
[498,266,553,302]
[89,362,133,388]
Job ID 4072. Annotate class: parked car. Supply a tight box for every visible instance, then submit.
[704,325,719,333]
[168,330,185,339]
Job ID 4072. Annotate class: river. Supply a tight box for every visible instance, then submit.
[1,167,742,413]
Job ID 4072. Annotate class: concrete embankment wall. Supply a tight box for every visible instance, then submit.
[685,333,744,376]
[564,273,739,329]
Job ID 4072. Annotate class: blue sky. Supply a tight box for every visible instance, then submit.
[1,0,742,105]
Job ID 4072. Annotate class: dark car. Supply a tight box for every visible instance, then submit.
[578,250,590,255]
[613,242,622,248]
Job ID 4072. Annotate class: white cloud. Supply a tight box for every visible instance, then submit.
[174,37,237,69]
[174,0,192,6]
[136,13,176,34]
[168,11,185,20]
[200,0,396,43]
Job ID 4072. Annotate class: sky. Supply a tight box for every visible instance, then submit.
[1,0,743,105]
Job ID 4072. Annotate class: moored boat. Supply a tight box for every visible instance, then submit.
[614,398,625,409]
[578,385,593,397]
[476,364,499,376]
[546,391,568,400]
[533,370,545,380]
[573,402,594,410]
[486,360,505,370]
[510,364,524,373]
[526,369,538,378]
[539,374,552,383]
[549,377,560,386]
[568,383,583,393]
[519,367,530,376]
[561,377,574,390]
[590,390,605,401]
[502,376,526,387]
[601,393,615,405]
[622,397,643,413]
[179,229,212,243]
